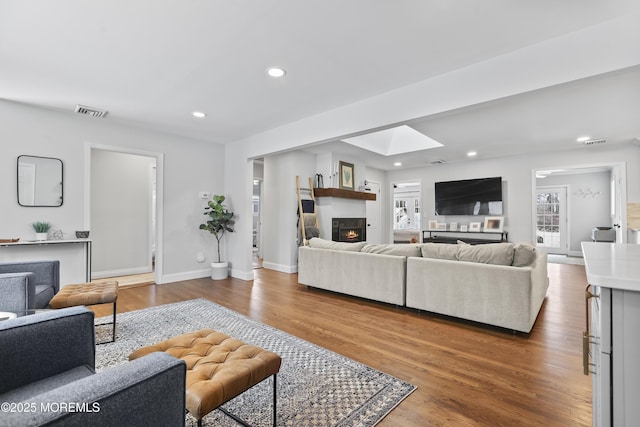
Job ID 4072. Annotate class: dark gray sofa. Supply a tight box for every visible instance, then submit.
[0,306,187,426]
[0,260,60,310]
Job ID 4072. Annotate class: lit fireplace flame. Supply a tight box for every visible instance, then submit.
[345,230,359,240]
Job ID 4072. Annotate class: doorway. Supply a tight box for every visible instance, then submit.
[252,179,263,268]
[532,162,627,257]
[392,181,421,243]
[86,144,163,285]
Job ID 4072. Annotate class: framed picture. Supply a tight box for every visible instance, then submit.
[460,225,468,232]
[428,220,437,230]
[469,222,481,232]
[483,216,504,232]
[436,222,447,231]
[449,222,458,231]
[339,161,354,190]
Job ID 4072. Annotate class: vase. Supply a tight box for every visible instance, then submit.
[210,262,229,280]
[35,232,48,241]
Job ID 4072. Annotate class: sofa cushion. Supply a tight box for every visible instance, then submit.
[457,242,514,265]
[361,244,421,257]
[512,242,537,267]
[308,237,367,252]
[0,365,94,403]
[420,243,459,260]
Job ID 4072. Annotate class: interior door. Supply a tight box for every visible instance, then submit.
[611,174,624,243]
[536,186,568,254]
[365,182,381,244]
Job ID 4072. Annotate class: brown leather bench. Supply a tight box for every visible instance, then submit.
[49,281,118,343]
[129,329,282,427]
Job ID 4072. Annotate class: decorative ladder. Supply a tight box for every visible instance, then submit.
[296,176,319,245]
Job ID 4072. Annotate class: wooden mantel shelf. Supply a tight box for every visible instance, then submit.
[314,188,376,201]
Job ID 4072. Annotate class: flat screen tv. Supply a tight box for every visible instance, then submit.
[435,177,503,216]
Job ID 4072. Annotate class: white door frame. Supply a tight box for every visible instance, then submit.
[531,161,628,248]
[84,143,165,283]
[390,179,422,243]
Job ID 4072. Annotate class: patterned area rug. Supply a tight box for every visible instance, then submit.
[95,299,415,426]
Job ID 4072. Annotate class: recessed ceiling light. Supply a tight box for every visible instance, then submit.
[577,136,591,142]
[467,151,477,157]
[192,111,206,118]
[394,162,402,167]
[267,67,286,78]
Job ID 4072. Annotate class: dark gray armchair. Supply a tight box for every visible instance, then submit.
[0,260,60,310]
[0,306,187,426]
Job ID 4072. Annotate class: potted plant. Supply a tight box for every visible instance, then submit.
[199,195,235,280]
[31,221,53,241]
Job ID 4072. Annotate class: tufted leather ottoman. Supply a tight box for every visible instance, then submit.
[129,328,281,427]
[49,281,118,343]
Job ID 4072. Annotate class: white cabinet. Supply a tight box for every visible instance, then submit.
[583,243,640,427]
[611,289,640,425]
[588,286,612,427]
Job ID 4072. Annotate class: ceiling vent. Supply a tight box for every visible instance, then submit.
[429,160,445,165]
[583,138,607,146]
[74,105,108,118]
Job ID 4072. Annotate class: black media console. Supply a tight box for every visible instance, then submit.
[422,230,508,245]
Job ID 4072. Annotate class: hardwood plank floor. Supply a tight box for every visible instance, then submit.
[93,263,591,426]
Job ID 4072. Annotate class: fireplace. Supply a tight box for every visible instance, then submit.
[332,218,366,243]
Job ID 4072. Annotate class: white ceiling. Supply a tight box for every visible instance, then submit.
[1,1,639,170]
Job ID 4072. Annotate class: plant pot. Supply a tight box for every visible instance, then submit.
[210,262,229,280]
[35,232,48,241]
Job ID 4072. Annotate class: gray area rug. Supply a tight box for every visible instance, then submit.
[95,299,416,426]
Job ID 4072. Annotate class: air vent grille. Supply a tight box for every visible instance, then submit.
[429,160,445,164]
[74,105,108,118]
[583,138,607,146]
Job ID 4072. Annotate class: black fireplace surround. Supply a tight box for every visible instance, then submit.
[332,218,366,242]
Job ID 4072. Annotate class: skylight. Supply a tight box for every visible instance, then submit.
[342,125,443,156]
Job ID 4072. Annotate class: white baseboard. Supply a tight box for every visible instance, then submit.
[157,269,210,285]
[92,266,152,280]
[262,261,298,274]
[230,268,254,281]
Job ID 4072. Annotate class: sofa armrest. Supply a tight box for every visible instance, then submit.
[0,306,95,394]
[0,260,60,296]
[0,272,34,311]
[1,352,187,427]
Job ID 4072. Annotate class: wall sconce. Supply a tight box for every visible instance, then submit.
[576,188,600,198]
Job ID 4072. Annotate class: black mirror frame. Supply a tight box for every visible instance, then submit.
[17,155,64,207]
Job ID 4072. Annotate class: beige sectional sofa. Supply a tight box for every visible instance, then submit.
[297,238,548,333]
[406,242,548,332]
[297,238,413,305]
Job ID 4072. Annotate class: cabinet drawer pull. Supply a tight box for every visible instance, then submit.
[583,285,600,376]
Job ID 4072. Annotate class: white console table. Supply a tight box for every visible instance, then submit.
[0,239,92,282]
[582,242,640,426]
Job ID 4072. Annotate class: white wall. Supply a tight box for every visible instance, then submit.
[91,149,154,277]
[386,143,640,245]
[262,151,316,273]
[0,100,225,284]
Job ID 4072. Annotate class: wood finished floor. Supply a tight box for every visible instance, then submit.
[93,263,591,426]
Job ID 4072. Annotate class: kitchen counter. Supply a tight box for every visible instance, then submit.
[581,242,640,291]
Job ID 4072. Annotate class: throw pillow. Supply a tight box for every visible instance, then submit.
[308,237,366,252]
[361,244,421,257]
[512,242,537,267]
[457,243,514,265]
[420,243,460,260]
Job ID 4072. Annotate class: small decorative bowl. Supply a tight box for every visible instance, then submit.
[75,231,90,238]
